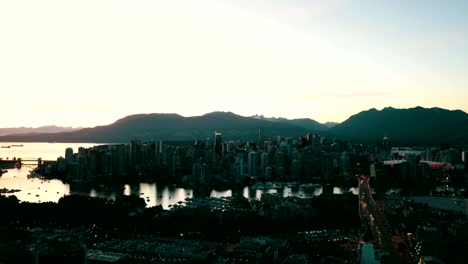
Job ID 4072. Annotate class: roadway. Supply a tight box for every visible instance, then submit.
[357,174,393,248]
[355,174,416,263]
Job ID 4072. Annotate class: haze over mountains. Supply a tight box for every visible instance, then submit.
[251,115,329,131]
[0,107,467,144]
[0,126,81,136]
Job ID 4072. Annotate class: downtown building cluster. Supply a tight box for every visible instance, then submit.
[49,131,362,186]
[44,130,468,198]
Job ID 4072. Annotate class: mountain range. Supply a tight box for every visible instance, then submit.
[330,107,468,144]
[0,107,467,145]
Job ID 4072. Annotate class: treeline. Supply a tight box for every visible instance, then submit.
[0,195,162,234]
[1,193,360,242]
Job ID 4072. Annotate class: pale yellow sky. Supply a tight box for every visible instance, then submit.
[0,0,467,127]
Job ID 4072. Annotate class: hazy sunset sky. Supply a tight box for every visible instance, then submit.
[1,0,467,127]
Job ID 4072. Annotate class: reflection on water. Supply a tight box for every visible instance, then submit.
[1,167,360,210]
[210,189,232,198]
[334,187,359,195]
[0,168,70,203]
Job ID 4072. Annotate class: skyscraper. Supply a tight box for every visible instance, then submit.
[213,132,222,152]
[291,159,301,179]
[248,151,257,177]
[153,140,163,169]
[233,158,242,186]
[129,140,142,169]
[340,151,350,175]
[370,164,376,178]
[213,131,222,162]
[260,152,269,176]
[238,153,245,176]
[257,128,264,148]
[65,147,74,163]
[192,162,206,185]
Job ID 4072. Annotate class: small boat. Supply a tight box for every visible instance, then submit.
[1,146,10,148]
[11,144,23,147]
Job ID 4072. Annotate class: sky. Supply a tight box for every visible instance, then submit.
[0,0,467,127]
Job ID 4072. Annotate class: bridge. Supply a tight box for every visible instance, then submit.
[0,158,55,169]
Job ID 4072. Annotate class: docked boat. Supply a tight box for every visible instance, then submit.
[11,144,23,147]
[1,146,11,148]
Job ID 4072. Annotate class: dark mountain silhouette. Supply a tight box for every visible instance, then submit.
[2,107,467,144]
[330,107,468,144]
[251,115,329,131]
[0,126,81,136]
[0,112,315,143]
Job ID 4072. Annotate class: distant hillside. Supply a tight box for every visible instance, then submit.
[330,107,468,144]
[0,112,318,143]
[251,115,329,131]
[0,126,81,136]
[323,122,339,128]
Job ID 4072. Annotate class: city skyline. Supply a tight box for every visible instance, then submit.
[1,0,467,127]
